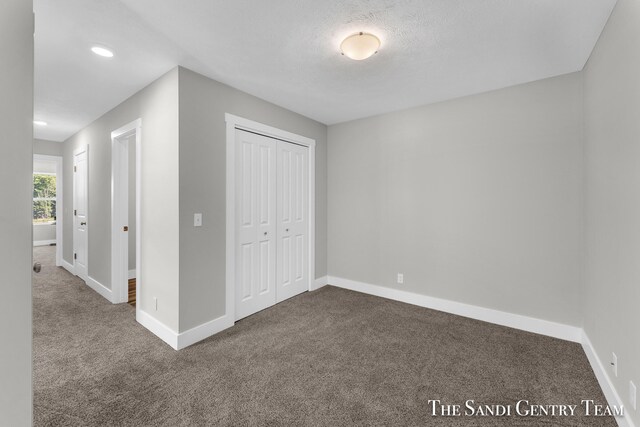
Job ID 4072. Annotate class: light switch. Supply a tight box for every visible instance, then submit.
[194,213,202,227]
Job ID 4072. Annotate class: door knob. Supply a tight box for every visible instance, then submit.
[123,226,129,232]
[80,222,87,226]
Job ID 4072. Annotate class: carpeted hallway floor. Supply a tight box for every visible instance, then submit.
[33,246,615,426]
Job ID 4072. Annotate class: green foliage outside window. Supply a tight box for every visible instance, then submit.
[33,174,56,223]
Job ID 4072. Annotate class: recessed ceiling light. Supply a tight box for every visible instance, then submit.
[33,120,47,126]
[340,32,381,60]
[91,46,114,58]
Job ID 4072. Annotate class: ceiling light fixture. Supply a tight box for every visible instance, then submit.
[91,46,114,58]
[33,120,47,126]
[340,32,381,60]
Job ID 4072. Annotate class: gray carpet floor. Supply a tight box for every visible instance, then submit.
[33,246,615,426]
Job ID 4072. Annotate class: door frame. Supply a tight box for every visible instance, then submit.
[73,145,89,281]
[225,113,316,323]
[111,119,141,305]
[33,154,64,267]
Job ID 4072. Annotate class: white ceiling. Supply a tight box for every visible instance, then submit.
[34,0,617,142]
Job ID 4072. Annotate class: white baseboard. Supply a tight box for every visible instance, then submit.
[582,332,635,427]
[136,310,234,351]
[60,260,114,304]
[327,276,582,343]
[61,259,74,275]
[176,315,234,350]
[33,239,56,247]
[311,275,328,291]
[128,269,136,280]
[137,310,178,350]
[86,276,113,303]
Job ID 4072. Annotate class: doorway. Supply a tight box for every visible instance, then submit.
[226,114,316,322]
[111,119,141,306]
[33,154,63,266]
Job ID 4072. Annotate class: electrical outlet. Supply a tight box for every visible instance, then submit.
[194,213,203,227]
[154,297,158,311]
[630,381,637,411]
[397,273,404,284]
[612,352,618,377]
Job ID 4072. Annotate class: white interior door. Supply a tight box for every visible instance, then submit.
[235,130,277,321]
[73,146,89,281]
[276,141,309,302]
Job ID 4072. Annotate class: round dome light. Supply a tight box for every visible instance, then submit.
[340,32,381,60]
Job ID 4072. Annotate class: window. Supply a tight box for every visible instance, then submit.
[33,173,56,224]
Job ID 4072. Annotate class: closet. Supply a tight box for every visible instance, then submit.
[234,129,309,320]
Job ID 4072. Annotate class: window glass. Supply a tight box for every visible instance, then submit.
[33,174,56,224]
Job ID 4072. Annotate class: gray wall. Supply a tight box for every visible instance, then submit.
[584,0,640,424]
[0,0,33,424]
[178,67,328,331]
[34,138,63,156]
[63,68,180,330]
[34,224,56,243]
[328,73,585,327]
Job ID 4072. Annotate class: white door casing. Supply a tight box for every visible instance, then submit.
[111,119,142,306]
[73,146,89,281]
[276,141,309,302]
[235,130,277,321]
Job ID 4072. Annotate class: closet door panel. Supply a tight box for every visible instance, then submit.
[276,141,309,302]
[235,130,277,321]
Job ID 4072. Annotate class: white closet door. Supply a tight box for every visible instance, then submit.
[276,141,309,302]
[235,130,277,321]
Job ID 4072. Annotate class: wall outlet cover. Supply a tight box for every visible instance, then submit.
[194,213,203,227]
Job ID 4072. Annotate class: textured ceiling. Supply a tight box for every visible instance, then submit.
[34,0,617,141]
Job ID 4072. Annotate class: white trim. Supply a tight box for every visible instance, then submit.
[128,269,136,280]
[60,258,112,304]
[86,275,113,303]
[225,113,316,325]
[34,154,63,266]
[33,240,56,247]
[135,120,142,320]
[136,312,234,351]
[309,143,316,291]
[311,275,328,291]
[225,117,236,323]
[61,259,74,275]
[225,113,316,148]
[327,276,582,343]
[582,332,635,427]
[176,315,234,350]
[136,310,178,350]
[111,119,141,305]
